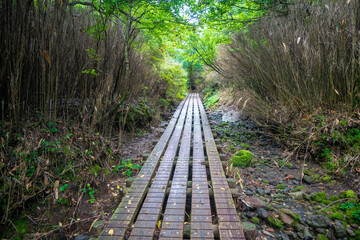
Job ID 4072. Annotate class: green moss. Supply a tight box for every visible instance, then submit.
[294,186,305,192]
[322,176,331,183]
[229,150,254,167]
[312,192,327,203]
[304,169,312,176]
[346,190,358,198]
[322,200,331,205]
[262,180,269,184]
[279,209,300,221]
[329,195,340,202]
[250,217,260,224]
[330,211,344,220]
[276,184,287,190]
[267,217,284,230]
[340,191,347,199]
[316,234,328,240]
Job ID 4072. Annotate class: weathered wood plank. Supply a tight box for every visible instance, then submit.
[130,94,192,239]
[159,94,194,240]
[190,95,214,240]
[196,94,246,240]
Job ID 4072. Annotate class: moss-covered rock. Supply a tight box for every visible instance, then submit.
[322,200,331,205]
[267,217,284,230]
[316,233,328,240]
[322,175,331,183]
[250,217,260,224]
[330,212,344,220]
[280,209,300,221]
[229,150,254,167]
[329,195,340,202]
[312,192,327,203]
[294,186,305,192]
[346,190,358,198]
[276,184,287,190]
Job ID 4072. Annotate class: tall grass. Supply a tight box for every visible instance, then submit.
[0,0,172,133]
[215,0,360,166]
[220,0,359,128]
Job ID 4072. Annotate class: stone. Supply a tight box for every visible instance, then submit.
[250,217,260,224]
[222,110,244,122]
[289,191,304,200]
[333,220,347,238]
[305,214,331,228]
[285,231,298,239]
[304,228,314,240]
[274,193,288,200]
[280,212,295,226]
[256,188,265,196]
[303,175,314,184]
[316,228,326,234]
[280,233,290,240]
[75,235,90,240]
[293,223,303,232]
[265,189,272,195]
[242,196,269,209]
[257,208,269,219]
[92,220,105,237]
[267,217,284,230]
[279,209,300,221]
[242,221,257,240]
[346,227,355,237]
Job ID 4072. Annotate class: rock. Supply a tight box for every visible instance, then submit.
[280,212,295,226]
[305,214,331,228]
[246,191,254,196]
[316,228,326,234]
[230,150,253,167]
[289,191,305,200]
[242,196,269,210]
[246,211,252,218]
[257,208,269,219]
[285,231,298,239]
[304,228,314,240]
[280,233,291,240]
[256,188,265,196]
[279,209,300,221]
[333,220,347,238]
[222,110,244,122]
[265,189,272,195]
[274,193,287,200]
[75,235,90,240]
[92,220,105,237]
[303,175,314,184]
[267,217,284,230]
[350,223,359,229]
[346,227,355,237]
[242,221,257,240]
[250,217,260,224]
[293,223,303,232]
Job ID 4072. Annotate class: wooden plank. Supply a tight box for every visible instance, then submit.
[190,95,214,240]
[130,94,192,239]
[97,96,189,240]
[196,94,246,240]
[159,94,194,240]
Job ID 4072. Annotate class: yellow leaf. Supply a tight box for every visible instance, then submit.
[117,185,120,189]
[165,222,170,225]
[158,220,161,228]
[108,229,114,236]
[221,187,225,191]
[139,175,144,178]
[43,50,51,66]
[173,202,176,205]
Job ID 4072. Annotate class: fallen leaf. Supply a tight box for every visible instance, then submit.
[108,229,114,236]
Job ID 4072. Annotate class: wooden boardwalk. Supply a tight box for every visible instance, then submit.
[98,94,245,240]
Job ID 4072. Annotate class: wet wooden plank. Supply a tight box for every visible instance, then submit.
[159,95,194,240]
[196,94,246,240]
[98,97,188,240]
[191,96,214,240]
[129,95,192,239]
